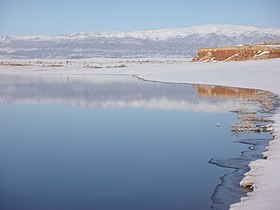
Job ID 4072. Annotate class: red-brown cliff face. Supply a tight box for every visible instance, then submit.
[192,45,280,62]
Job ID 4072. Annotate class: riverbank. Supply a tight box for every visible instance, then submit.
[0,58,280,209]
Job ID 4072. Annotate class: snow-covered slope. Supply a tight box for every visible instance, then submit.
[1,24,280,58]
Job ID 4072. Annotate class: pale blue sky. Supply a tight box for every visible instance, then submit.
[0,0,279,36]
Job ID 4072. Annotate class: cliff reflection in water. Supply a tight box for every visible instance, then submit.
[0,74,255,112]
[194,84,257,100]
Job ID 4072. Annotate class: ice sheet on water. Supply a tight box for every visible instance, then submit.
[209,137,270,209]
[210,169,249,210]
[209,157,250,170]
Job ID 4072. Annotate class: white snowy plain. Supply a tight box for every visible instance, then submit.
[0,58,280,209]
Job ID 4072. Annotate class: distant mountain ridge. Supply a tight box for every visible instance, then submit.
[1,24,280,59]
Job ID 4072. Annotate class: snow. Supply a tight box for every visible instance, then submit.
[0,58,280,209]
[256,50,270,56]
[3,24,280,42]
[2,24,280,59]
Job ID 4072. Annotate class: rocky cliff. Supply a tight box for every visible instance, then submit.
[192,45,280,62]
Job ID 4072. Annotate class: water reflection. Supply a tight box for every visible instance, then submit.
[195,84,273,209]
[0,75,255,112]
[0,74,262,210]
[194,84,257,100]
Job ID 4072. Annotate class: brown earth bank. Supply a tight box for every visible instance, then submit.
[192,45,280,62]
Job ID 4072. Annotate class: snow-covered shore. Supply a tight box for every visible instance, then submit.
[0,58,280,209]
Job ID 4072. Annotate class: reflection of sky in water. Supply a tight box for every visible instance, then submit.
[0,74,255,112]
[0,74,258,210]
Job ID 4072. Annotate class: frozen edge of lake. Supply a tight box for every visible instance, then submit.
[135,59,280,210]
[1,58,280,209]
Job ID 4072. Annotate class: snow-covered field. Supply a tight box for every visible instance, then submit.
[0,58,280,209]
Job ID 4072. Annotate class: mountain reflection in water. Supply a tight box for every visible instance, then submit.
[0,73,263,210]
[0,74,255,112]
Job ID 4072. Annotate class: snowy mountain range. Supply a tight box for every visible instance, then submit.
[1,24,280,59]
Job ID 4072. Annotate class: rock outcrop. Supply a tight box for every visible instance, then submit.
[192,45,280,62]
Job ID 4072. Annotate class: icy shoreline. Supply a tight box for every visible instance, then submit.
[0,58,280,209]
[135,60,280,210]
[134,60,280,210]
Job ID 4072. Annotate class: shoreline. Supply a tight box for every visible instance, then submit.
[133,61,280,209]
[135,74,279,209]
[0,58,280,209]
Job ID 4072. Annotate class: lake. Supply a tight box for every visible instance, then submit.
[0,74,271,210]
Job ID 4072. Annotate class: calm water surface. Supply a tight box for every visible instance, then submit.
[0,75,269,210]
